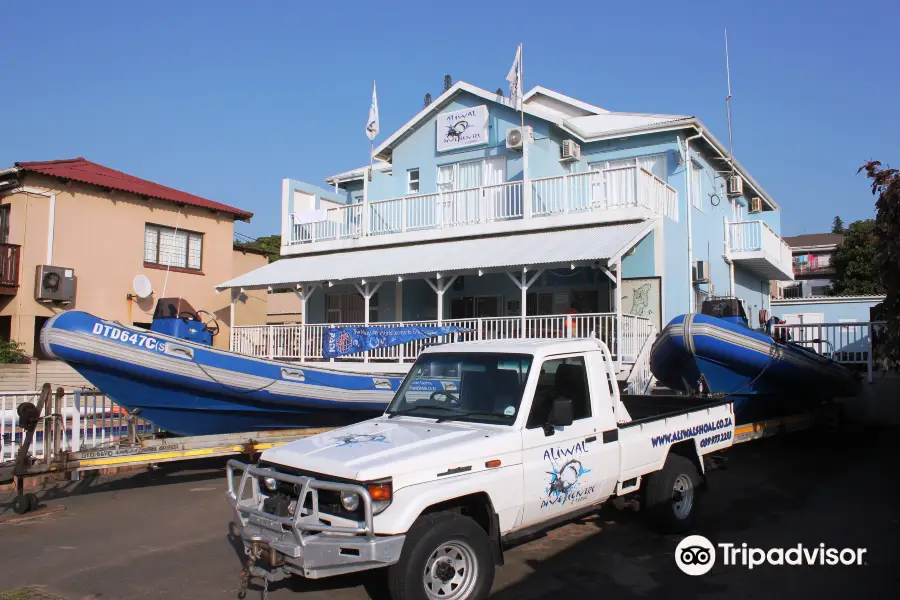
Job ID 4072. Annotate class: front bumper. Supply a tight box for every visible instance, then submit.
[226,460,405,579]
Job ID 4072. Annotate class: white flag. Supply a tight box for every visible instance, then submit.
[506,44,522,108]
[366,81,379,141]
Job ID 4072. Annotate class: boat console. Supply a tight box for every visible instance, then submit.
[150,297,219,345]
[700,297,749,328]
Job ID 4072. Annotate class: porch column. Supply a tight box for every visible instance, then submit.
[295,284,318,362]
[506,268,543,338]
[354,281,383,362]
[229,288,237,352]
[425,275,457,326]
[362,171,369,237]
[616,259,623,370]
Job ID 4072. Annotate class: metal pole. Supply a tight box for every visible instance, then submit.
[520,270,527,338]
[229,288,237,352]
[300,288,307,363]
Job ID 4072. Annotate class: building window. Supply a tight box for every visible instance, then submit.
[0,205,9,244]
[589,152,668,182]
[325,292,378,324]
[407,169,420,194]
[144,224,203,270]
[691,161,703,211]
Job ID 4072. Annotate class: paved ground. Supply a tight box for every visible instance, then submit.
[1,423,898,599]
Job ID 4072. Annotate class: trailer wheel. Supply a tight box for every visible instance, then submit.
[12,494,30,515]
[645,454,700,534]
[386,511,494,600]
[26,493,39,512]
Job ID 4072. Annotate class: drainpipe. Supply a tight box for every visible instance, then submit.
[14,186,57,264]
[683,128,703,312]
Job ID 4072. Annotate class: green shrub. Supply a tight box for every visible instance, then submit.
[0,339,29,364]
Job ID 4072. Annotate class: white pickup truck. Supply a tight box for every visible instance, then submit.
[227,338,734,600]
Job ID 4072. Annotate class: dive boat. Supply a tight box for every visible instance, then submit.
[40,298,405,436]
[650,298,860,423]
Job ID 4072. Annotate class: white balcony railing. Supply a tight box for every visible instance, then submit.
[232,312,653,366]
[289,167,677,246]
[728,220,793,275]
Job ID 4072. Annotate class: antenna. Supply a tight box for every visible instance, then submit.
[724,28,735,176]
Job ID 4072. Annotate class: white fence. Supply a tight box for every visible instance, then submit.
[728,220,793,272]
[289,166,678,246]
[772,321,881,382]
[233,313,653,366]
[1,390,156,462]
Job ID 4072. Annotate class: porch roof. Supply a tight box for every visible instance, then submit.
[217,220,653,291]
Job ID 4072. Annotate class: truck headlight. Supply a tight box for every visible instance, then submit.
[367,480,393,515]
[340,491,360,511]
[263,476,278,491]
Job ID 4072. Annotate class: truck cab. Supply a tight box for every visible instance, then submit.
[227,338,734,600]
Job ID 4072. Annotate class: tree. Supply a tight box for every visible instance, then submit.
[443,74,452,92]
[831,215,845,234]
[859,160,900,367]
[423,93,432,108]
[829,219,880,295]
[234,234,281,263]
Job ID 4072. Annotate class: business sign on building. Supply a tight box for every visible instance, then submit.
[436,105,489,152]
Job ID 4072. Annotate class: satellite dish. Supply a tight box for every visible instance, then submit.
[133,274,153,299]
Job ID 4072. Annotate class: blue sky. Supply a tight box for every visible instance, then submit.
[1,0,897,239]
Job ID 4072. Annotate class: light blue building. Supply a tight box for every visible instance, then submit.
[221,82,794,378]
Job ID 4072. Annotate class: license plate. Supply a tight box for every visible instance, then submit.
[249,513,284,532]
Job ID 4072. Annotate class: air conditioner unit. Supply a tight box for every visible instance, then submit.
[506,126,531,151]
[560,140,581,162]
[694,260,710,283]
[727,175,744,195]
[749,197,763,213]
[35,265,76,304]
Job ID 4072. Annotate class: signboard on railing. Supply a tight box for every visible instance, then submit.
[436,105,489,152]
[323,325,470,359]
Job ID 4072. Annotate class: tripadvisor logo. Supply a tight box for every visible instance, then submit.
[675,535,868,576]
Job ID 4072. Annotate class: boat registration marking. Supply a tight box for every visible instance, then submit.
[91,323,166,352]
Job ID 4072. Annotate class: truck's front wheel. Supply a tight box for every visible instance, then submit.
[387,511,494,600]
[645,454,701,534]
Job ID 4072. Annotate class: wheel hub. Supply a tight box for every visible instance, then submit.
[423,540,478,600]
[672,473,694,519]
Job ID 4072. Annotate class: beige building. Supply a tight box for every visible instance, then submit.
[0,157,267,355]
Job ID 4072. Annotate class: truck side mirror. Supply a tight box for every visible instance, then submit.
[548,397,574,428]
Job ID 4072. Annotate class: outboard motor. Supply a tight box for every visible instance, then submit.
[150,297,219,345]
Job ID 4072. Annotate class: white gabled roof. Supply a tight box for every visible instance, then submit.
[217,221,653,290]
[564,111,693,139]
[523,86,608,117]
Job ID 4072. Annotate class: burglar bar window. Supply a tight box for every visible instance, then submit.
[144,224,203,270]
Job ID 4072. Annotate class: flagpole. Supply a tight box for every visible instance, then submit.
[519,43,524,129]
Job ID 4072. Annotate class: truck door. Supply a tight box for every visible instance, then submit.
[519,354,607,528]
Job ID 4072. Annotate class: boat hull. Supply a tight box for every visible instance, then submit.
[41,311,405,436]
[651,313,860,422]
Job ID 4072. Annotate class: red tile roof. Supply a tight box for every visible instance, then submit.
[15,158,253,221]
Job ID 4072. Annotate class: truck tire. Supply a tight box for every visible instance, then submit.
[644,454,700,534]
[386,511,495,600]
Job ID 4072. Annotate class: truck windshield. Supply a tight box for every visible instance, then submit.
[386,353,533,425]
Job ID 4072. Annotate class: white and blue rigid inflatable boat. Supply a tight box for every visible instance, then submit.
[40,298,404,436]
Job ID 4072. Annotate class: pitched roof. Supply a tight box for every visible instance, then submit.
[782,233,843,248]
[14,158,253,221]
[564,111,693,139]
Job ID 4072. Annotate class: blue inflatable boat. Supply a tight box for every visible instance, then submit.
[40,298,405,436]
[651,298,859,422]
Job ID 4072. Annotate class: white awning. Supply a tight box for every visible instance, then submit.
[217,221,654,290]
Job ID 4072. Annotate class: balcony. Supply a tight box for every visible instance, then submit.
[727,220,793,280]
[288,166,677,250]
[0,243,20,295]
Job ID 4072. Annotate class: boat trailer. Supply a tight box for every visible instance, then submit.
[1,383,335,515]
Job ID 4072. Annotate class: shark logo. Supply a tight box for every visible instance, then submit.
[332,432,388,447]
[445,120,470,140]
[541,443,595,508]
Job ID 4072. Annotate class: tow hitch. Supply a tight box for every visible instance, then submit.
[238,539,290,600]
